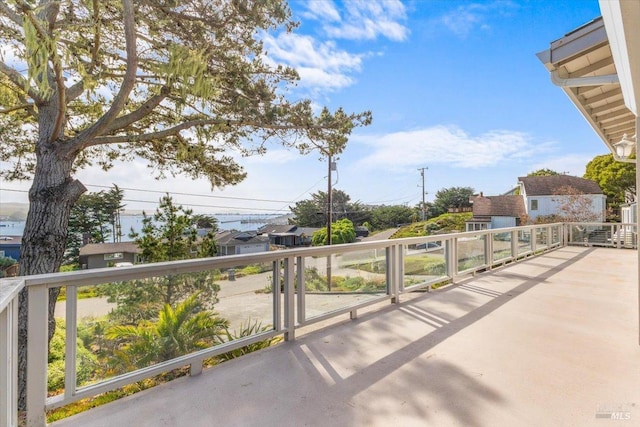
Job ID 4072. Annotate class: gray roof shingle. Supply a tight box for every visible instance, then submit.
[518,176,603,196]
[470,195,526,218]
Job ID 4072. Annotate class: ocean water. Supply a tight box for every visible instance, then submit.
[0,213,289,241]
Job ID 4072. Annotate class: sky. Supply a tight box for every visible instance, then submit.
[0,0,611,215]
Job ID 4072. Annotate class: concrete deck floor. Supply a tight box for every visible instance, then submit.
[52,246,640,427]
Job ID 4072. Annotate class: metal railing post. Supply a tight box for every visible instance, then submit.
[64,286,78,398]
[283,257,295,341]
[446,238,457,283]
[486,232,493,268]
[0,294,18,427]
[397,244,405,295]
[26,285,48,427]
[387,245,400,304]
[296,256,305,325]
[272,260,281,332]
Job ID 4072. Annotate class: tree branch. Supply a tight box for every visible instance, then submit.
[69,0,138,149]
[0,3,22,25]
[87,118,231,146]
[0,62,43,104]
[84,116,339,148]
[66,80,84,102]
[0,103,33,114]
[102,88,169,133]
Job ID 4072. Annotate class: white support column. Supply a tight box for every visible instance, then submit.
[26,285,48,427]
[636,116,640,346]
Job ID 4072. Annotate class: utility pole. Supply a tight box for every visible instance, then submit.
[418,167,428,221]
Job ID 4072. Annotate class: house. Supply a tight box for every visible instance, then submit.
[466,194,526,231]
[0,235,21,261]
[258,224,318,248]
[215,230,270,256]
[79,242,141,269]
[518,175,606,222]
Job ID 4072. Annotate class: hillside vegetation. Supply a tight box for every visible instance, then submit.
[391,212,472,238]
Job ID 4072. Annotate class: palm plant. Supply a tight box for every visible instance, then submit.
[105,294,228,373]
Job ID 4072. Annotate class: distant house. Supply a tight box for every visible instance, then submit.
[216,230,270,256]
[466,194,526,231]
[259,224,318,248]
[518,175,606,222]
[0,235,21,261]
[79,242,141,269]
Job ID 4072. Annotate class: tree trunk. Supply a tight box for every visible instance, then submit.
[17,141,86,410]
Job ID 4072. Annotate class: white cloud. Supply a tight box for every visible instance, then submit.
[303,0,341,22]
[353,125,549,170]
[438,1,518,38]
[243,149,298,165]
[304,0,409,41]
[262,33,362,90]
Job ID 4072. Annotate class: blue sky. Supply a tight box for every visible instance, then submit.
[2,0,610,215]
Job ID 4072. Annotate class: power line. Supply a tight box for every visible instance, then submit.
[84,183,292,204]
[0,188,287,213]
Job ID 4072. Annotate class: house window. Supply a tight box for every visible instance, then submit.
[0,250,4,257]
[530,199,538,211]
[104,252,124,260]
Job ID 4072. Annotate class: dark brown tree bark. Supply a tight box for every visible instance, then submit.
[17,118,86,409]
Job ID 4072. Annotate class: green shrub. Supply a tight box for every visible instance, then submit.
[48,320,98,392]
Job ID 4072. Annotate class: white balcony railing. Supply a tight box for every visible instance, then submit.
[1,222,632,426]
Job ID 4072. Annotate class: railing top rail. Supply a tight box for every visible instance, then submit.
[0,277,25,312]
[17,223,567,289]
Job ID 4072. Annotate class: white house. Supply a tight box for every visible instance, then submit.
[518,175,607,222]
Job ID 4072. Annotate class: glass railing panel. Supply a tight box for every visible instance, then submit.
[568,224,611,246]
[457,235,486,273]
[404,240,446,288]
[535,228,548,250]
[551,225,561,244]
[492,232,512,262]
[54,262,277,392]
[517,229,532,255]
[302,248,388,320]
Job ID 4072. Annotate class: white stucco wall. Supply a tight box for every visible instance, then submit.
[523,194,606,221]
[491,216,517,229]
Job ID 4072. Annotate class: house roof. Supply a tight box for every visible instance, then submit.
[259,224,319,238]
[470,195,526,218]
[79,242,140,256]
[518,175,603,196]
[216,230,269,246]
[259,224,297,234]
[537,5,640,157]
